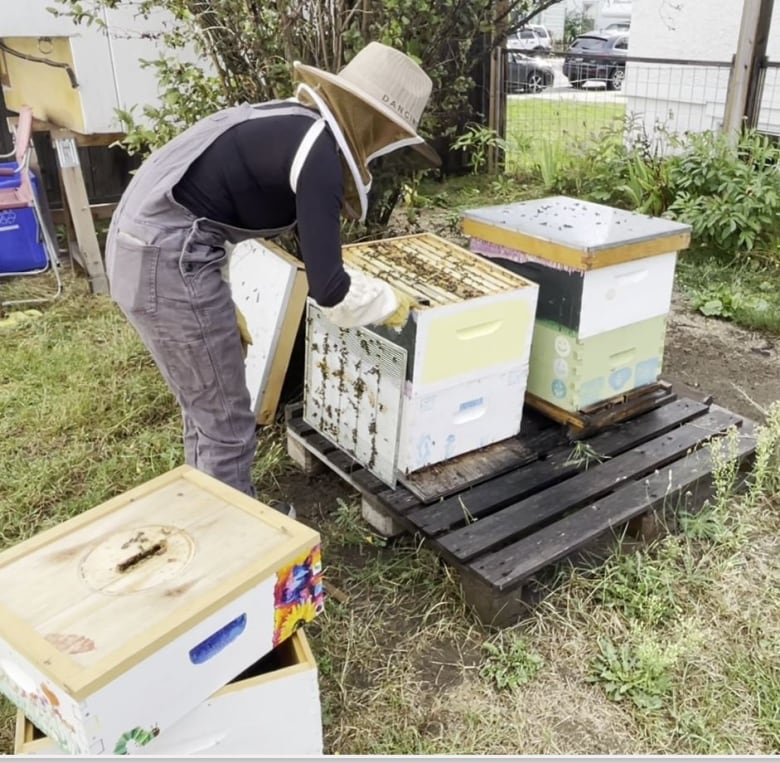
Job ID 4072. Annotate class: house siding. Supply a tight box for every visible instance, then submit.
[625,0,780,139]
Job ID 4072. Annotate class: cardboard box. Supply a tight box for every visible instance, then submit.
[14,629,323,756]
[0,466,323,754]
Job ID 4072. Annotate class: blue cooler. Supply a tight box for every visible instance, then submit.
[0,162,48,273]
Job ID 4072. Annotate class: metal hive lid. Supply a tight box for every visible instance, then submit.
[461,196,692,269]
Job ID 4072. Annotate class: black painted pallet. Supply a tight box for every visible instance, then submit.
[285,396,757,626]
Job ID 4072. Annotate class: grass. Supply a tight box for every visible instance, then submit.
[676,250,780,335]
[1,247,780,755]
[505,96,626,165]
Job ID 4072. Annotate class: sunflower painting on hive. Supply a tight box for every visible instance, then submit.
[273,544,324,646]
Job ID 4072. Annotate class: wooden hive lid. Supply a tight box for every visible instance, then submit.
[461,196,692,270]
[0,466,320,699]
[342,232,537,307]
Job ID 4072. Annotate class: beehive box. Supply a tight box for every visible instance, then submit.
[0,466,324,755]
[527,315,667,412]
[461,197,691,411]
[15,629,323,756]
[1,3,204,134]
[462,196,691,338]
[227,238,308,425]
[304,233,539,484]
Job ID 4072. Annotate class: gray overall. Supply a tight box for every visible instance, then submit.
[106,102,319,496]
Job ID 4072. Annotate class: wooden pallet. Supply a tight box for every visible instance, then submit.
[525,380,677,437]
[286,395,757,626]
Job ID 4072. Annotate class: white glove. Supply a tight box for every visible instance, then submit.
[317,268,399,329]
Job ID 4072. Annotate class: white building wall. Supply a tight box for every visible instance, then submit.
[625,0,780,139]
[530,3,568,43]
[593,0,633,30]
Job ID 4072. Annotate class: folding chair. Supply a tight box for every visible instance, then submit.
[0,105,62,306]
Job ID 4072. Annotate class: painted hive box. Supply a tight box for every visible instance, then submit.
[0,466,323,755]
[461,197,692,411]
[228,238,308,425]
[304,233,539,484]
[526,315,668,412]
[15,629,323,756]
[462,196,691,338]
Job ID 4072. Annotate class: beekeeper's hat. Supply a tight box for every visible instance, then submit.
[293,42,439,166]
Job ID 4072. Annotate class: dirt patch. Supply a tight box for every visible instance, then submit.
[412,638,483,691]
[271,468,350,526]
[664,291,778,421]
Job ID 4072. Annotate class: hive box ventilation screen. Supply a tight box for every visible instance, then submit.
[304,303,406,487]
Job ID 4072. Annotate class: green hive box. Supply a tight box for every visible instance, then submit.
[527,315,667,412]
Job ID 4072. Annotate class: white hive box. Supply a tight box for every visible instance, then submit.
[0,466,324,755]
[228,238,308,425]
[462,196,692,339]
[304,233,539,485]
[15,629,323,756]
[461,197,692,412]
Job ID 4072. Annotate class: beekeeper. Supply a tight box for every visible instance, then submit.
[105,42,437,499]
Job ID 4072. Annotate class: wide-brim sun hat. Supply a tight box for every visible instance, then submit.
[293,42,440,167]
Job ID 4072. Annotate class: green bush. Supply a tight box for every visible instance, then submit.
[666,130,780,259]
[525,122,780,263]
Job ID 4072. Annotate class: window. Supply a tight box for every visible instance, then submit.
[613,37,628,50]
[520,30,536,39]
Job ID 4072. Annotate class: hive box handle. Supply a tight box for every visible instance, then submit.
[189,614,248,665]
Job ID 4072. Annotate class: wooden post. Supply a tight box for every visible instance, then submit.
[722,0,772,139]
[52,134,109,295]
[488,0,510,173]
[744,0,775,129]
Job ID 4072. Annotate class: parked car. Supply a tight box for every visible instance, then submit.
[529,24,553,53]
[562,32,629,90]
[507,27,548,54]
[506,51,555,93]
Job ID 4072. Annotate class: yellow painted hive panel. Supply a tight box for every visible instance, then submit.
[1,37,86,133]
[342,232,539,389]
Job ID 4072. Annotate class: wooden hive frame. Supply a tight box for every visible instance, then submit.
[342,232,535,306]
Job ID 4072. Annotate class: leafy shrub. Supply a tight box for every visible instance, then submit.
[523,120,779,263]
[666,130,780,259]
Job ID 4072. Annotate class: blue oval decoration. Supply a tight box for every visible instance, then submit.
[551,379,567,399]
[188,613,247,665]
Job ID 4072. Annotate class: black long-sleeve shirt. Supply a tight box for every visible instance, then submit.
[173,111,350,307]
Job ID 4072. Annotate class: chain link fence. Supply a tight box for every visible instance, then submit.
[502,50,779,166]
[756,61,780,137]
